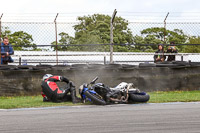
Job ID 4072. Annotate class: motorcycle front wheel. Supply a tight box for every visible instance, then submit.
[84,91,106,105]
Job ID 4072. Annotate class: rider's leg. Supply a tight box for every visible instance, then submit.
[41,92,50,102]
[69,82,81,103]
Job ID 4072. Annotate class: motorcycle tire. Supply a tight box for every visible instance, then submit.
[129,92,150,103]
[84,90,106,105]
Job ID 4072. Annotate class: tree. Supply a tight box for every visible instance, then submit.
[1,27,38,51]
[51,32,75,51]
[183,36,200,53]
[73,14,133,52]
[133,27,188,52]
[9,31,37,50]
[132,35,156,52]
[141,27,188,44]
[1,27,11,37]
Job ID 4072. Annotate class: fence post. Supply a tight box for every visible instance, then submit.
[19,55,21,65]
[54,13,59,65]
[104,55,106,65]
[0,13,3,64]
[163,12,169,44]
[110,9,117,64]
[181,55,183,61]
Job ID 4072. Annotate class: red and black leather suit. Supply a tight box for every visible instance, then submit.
[41,76,77,102]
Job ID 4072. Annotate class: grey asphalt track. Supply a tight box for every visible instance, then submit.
[0,102,200,133]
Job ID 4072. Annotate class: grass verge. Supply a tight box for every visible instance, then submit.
[0,90,200,109]
[0,95,85,109]
[148,90,200,103]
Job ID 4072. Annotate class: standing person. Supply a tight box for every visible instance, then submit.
[1,37,14,64]
[41,74,81,103]
[166,42,178,61]
[154,44,165,63]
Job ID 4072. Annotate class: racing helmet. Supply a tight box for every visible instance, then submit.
[43,74,53,81]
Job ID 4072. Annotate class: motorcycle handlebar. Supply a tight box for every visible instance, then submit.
[90,77,98,84]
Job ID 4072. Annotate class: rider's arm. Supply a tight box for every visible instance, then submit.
[60,76,69,83]
[46,76,69,83]
[47,76,61,82]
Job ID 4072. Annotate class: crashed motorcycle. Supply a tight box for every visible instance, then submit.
[79,77,150,105]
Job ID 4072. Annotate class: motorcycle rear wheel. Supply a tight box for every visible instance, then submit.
[129,92,150,103]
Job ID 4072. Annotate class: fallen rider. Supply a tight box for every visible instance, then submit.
[41,74,81,103]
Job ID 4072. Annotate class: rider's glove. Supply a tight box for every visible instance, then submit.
[61,76,69,83]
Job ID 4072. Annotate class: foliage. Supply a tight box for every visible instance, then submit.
[51,32,75,51]
[9,31,37,50]
[1,27,11,37]
[52,14,134,52]
[53,25,189,52]
[140,27,188,44]
[1,27,38,51]
[183,36,200,53]
[133,27,188,52]
[2,15,196,53]
[133,35,162,52]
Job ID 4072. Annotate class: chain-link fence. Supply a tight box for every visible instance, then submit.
[8,44,200,66]
[0,13,200,65]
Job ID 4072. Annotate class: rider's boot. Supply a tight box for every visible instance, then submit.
[43,96,50,102]
[70,82,82,104]
[71,89,82,104]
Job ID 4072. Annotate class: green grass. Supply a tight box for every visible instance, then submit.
[148,90,200,103]
[0,95,85,109]
[0,90,200,109]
